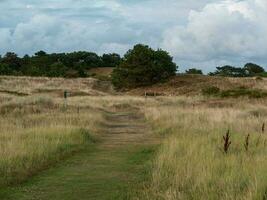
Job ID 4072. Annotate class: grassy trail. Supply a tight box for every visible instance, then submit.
[0,107,159,200]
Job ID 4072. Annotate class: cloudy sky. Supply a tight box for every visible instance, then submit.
[0,0,266,72]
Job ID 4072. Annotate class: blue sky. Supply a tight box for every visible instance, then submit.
[0,0,267,72]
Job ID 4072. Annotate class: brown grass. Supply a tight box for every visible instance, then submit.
[128,75,267,96]
[1,75,267,199]
[0,76,113,97]
[140,96,267,200]
[88,67,114,76]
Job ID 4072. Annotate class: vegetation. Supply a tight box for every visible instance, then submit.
[244,63,265,75]
[202,86,267,98]
[0,48,265,87]
[209,63,266,77]
[209,65,248,77]
[0,51,122,77]
[185,68,203,75]
[0,75,267,199]
[112,44,177,89]
[0,96,100,187]
[0,83,158,199]
[202,86,221,96]
[141,96,267,199]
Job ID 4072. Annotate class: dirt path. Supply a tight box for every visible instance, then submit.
[0,106,159,200]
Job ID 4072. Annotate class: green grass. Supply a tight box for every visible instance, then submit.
[0,104,159,200]
[0,144,157,200]
[0,128,96,187]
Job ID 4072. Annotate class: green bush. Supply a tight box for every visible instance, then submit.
[185,68,203,75]
[258,72,267,77]
[112,44,177,89]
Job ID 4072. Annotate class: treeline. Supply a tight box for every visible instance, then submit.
[186,63,267,77]
[0,51,122,77]
[0,47,266,80]
[209,63,267,77]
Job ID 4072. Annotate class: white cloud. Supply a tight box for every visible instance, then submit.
[0,0,266,72]
[162,0,267,71]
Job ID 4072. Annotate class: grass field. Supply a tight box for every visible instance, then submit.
[0,76,267,199]
[0,95,102,187]
[140,97,267,199]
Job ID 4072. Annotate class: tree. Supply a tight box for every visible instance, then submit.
[47,62,68,77]
[2,52,21,72]
[244,63,265,75]
[34,50,47,57]
[112,44,177,89]
[102,53,121,67]
[186,68,203,75]
[0,63,13,75]
[209,65,247,77]
[84,52,102,68]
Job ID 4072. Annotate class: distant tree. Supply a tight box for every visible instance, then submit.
[0,63,13,75]
[84,53,102,68]
[209,65,247,77]
[186,68,203,75]
[102,53,121,67]
[112,44,177,89]
[34,50,47,57]
[47,62,68,77]
[0,48,176,78]
[2,52,21,72]
[244,63,265,75]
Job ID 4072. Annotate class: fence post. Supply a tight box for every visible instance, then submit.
[64,90,68,110]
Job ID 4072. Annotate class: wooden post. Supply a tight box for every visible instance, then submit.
[64,90,68,109]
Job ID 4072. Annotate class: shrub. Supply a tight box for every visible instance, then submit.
[220,88,267,98]
[202,86,267,99]
[259,72,267,77]
[202,86,220,96]
[244,63,265,75]
[255,76,263,81]
[112,44,177,89]
[185,68,203,75]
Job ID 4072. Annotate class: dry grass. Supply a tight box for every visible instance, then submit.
[2,75,267,199]
[88,67,114,76]
[128,75,267,96]
[140,97,267,200]
[0,93,105,187]
[0,76,113,97]
[0,87,150,187]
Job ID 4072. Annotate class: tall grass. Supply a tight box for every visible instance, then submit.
[0,95,102,187]
[0,94,150,187]
[142,97,267,200]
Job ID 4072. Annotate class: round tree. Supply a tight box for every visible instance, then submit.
[244,63,265,75]
[112,44,177,89]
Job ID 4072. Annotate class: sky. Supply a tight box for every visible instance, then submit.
[0,0,267,72]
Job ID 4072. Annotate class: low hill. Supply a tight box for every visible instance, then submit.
[127,75,267,96]
[0,75,266,98]
[0,76,114,97]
